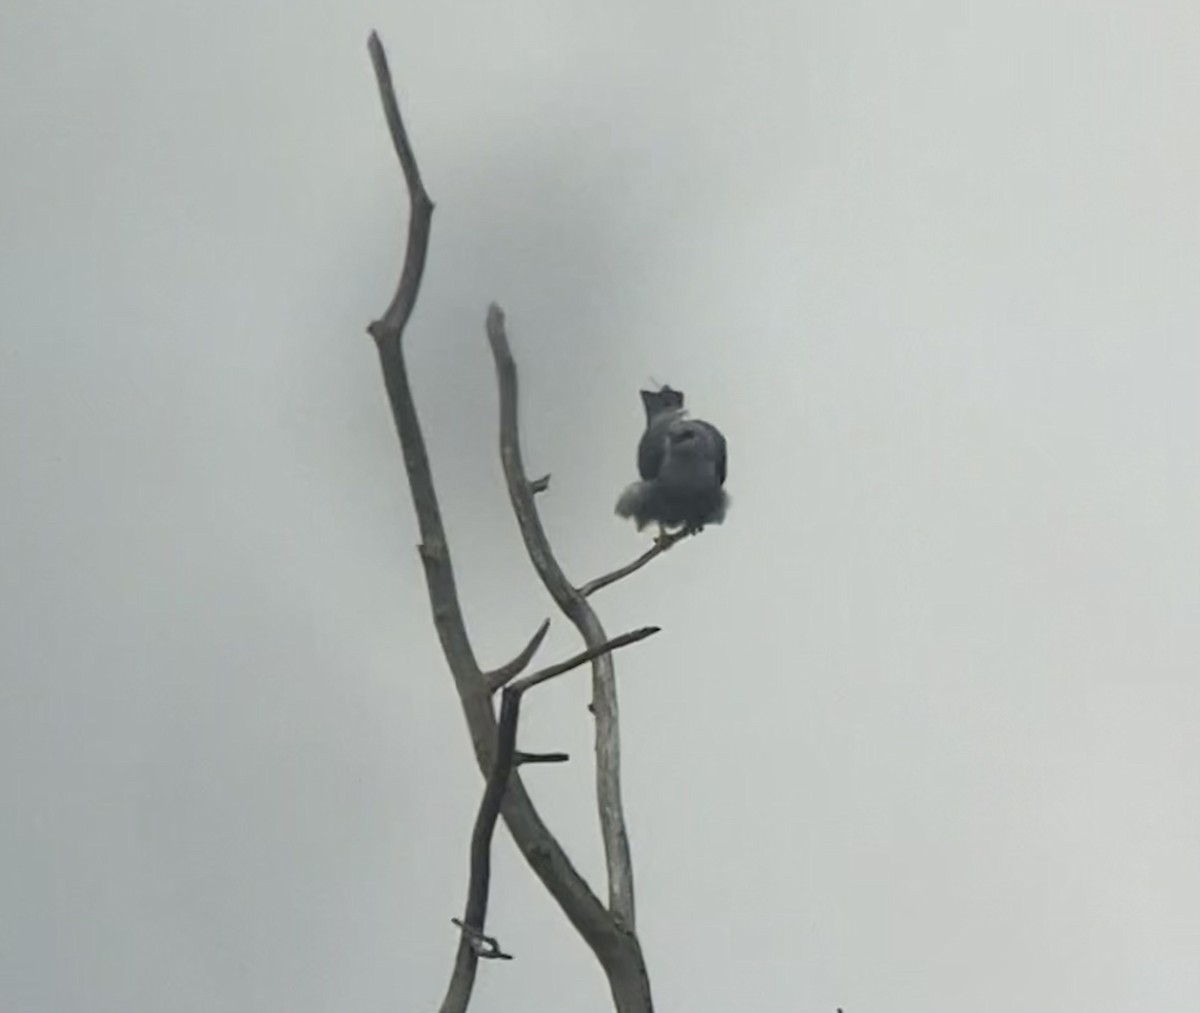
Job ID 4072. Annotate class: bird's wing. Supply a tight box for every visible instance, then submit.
[637,410,686,480]
[692,420,727,485]
[637,423,669,480]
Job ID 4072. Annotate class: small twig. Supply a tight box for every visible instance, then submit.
[530,475,551,494]
[484,618,551,692]
[515,751,570,765]
[578,530,689,597]
[451,919,513,960]
[512,627,660,694]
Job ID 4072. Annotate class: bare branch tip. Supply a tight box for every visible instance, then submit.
[511,624,663,695]
[485,618,552,692]
[366,31,389,74]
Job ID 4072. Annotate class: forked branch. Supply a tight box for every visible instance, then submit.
[364,31,654,1013]
[444,625,660,1013]
[513,626,660,693]
[484,618,552,692]
[486,305,639,928]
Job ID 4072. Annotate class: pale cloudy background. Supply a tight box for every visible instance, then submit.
[2,2,1198,1011]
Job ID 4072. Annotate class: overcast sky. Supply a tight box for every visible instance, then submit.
[3,2,1198,1011]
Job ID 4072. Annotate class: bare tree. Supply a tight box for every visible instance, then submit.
[363,33,690,1013]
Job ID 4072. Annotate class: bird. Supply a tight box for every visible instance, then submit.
[615,384,729,536]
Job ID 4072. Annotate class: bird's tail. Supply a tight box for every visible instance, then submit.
[615,481,656,530]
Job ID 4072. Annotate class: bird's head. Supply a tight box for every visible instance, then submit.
[640,384,685,424]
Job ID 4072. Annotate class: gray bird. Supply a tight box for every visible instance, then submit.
[615,384,729,536]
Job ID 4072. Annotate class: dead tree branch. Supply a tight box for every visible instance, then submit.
[515,750,570,765]
[445,625,659,1010]
[364,32,654,1013]
[366,33,433,343]
[578,530,690,598]
[440,689,521,1013]
[513,626,660,693]
[484,618,552,692]
[486,306,639,929]
[450,919,512,961]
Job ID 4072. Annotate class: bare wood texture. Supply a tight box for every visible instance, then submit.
[485,618,552,691]
[515,750,570,765]
[440,690,521,1013]
[444,625,658,1012]
[485,305,638,929]
[364,33,654,1013]
[578,530,690,597]
[366,32,433,341]
[513,626,660,693]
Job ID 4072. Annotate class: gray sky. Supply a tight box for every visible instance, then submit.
[3,2,1198,1011]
